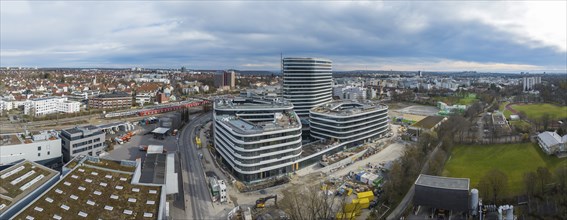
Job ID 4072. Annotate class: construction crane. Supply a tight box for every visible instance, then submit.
[255,195,277,208]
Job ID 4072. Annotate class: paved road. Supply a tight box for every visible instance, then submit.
[178,113,214,219]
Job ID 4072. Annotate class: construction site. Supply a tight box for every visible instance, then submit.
[222,124,406,220]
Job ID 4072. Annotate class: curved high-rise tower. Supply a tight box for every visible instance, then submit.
[282,57,332,117]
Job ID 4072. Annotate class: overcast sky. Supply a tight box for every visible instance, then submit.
[1,1,566,72]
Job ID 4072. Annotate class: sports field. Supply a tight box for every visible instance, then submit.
[510,103,567,121]
[442,143,567,195]
[434,93,478,106]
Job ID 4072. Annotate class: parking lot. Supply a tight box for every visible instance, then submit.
[103,122,179,161]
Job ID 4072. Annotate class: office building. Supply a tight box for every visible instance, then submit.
[214,70,236,89]
[283,57,333,117]
[0,131,62,167]
[309,101,389,145]
[23,97,80,116]
[213,96,302,183]
[88,92,132,109]
[60,125,106,162]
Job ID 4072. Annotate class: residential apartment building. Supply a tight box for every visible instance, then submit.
[88,91,132,109]
[23,97,80,116]
[213,97,302,183]
[214,70,236,89]
[283,57,333,117]
[523,76,542,92]
[0,131,62,167]
[60,125,106,162]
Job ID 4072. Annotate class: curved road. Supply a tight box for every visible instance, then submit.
[178,112,214,219]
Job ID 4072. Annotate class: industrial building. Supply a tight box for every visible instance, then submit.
[88,91,132,109]
[283,57,333,117]
[60,125,106,162]
[213,96,302,183]
[0,131,62,167]
[0,160,60,219]
[414,174,470,212]
[12,156,167,220]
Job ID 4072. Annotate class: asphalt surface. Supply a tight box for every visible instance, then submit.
[178,112,215,219]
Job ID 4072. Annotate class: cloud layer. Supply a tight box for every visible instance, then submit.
[1,1,566,72]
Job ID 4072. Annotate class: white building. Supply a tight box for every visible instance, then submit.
[333,85,367,101]
[537,131,567,155]
[23,97,80,116]
[213,97,302,183]
[283,57,333,117]
[523,76,541,92]
[0,131,63,167]
[0,100,14,113]
[309,101,389,144]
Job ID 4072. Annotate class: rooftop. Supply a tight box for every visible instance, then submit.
[95,91,130,99]
[214,97,293,110]
[13,159,160,220]
[310,101,387,116]
[0,131,60,147]
[538,131,567,146]
[0,160,59,214]
[411,116,447,130]
[217,110,300,134]
[62,125,101,135]
[415,174,470,191]
[139,154,167,184]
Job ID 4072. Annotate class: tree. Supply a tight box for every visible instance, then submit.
[536,167,552,194]
[541,113,552,131]
[523,171,537,197]
[555,166,567,193]
[279,185,340,220]
[477,169,508,203]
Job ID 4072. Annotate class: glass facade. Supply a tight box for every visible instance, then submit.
[283,58,333,117]
[213,98,302,183]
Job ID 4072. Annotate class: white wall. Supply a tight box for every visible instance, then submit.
[0,138,62,166]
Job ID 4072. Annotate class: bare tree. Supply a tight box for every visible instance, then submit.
[536,167,552,194]
[523,171,537,197]
[477,169,508,203]
[279,185,340,220]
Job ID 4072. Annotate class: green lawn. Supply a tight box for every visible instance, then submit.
[499,102,512,118]
[442,143,567,196]
[433,93,478,106]
[510,103,567,121]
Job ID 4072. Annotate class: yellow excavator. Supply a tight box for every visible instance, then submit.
[255,195,277,208]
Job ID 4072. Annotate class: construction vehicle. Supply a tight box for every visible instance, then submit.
[255,195,277,208]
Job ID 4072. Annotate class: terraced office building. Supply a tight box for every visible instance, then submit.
[309,101,389,144]
[283,57,333,117]
[213,97,302,183]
